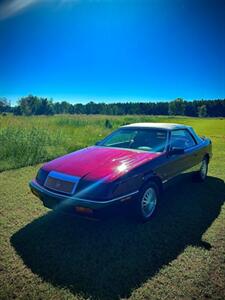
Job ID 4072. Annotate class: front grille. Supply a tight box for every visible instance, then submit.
[45,177,75,194]
[44,171,80,195]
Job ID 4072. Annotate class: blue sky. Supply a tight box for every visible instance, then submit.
[0,0,225,104]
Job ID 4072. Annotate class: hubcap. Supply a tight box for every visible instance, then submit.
[200,160,207,179]
[141,187,157,218]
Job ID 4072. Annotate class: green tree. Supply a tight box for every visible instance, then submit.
[19,95,38,115]
[169,98,185,115]
[198,105,207,117]
[0,97,10,113]
[13,106,22,115]
[18,95,54,115]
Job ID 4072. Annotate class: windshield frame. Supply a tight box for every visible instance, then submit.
[97,127,169,153]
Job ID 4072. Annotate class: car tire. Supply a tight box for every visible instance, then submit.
[135,181,160,222]
[194,157,208,182]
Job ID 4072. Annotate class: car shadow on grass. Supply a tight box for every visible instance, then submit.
[11,176,225,300]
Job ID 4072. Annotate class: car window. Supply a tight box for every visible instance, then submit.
[99,128,168,152]
[103,130,136,146]
[170,129,196,149]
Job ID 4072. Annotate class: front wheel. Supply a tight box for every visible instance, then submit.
[135,182,160,222]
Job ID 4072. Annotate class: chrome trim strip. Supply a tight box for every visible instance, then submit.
[30,180,139,204]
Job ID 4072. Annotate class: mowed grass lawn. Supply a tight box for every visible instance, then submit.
[0,115,225,300]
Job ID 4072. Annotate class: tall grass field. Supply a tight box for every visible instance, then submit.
[0,115,225,299]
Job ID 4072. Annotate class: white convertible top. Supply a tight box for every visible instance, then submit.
[121,123,191,130]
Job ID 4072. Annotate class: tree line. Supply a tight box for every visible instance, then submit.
[0,96,225,117]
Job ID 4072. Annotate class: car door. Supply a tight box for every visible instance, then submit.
[159,129,199,183]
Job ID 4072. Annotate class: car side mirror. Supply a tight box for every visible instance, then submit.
[169,147,184,155]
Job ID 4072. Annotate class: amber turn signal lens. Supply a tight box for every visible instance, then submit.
[75,206,93,214]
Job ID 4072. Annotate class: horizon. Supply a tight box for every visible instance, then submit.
[1,0,225,103]
[4,94,225,107]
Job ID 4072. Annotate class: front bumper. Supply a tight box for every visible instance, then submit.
[29,180,138,211]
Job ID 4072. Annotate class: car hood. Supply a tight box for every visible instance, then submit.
[43,146,161,182]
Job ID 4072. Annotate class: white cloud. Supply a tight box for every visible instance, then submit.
[0,0,40,20]
[0,0,98,20]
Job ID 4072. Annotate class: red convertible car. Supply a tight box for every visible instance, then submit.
[29,123,212,221]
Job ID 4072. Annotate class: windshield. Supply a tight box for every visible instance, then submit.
[98,128,168,153]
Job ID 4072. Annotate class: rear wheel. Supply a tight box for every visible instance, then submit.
[195,157,208,182]
[135,182,160,222]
